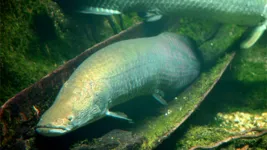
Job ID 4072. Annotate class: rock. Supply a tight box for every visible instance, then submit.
[71,129,144,150]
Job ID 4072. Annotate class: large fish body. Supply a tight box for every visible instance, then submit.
[36,32,201,136]
[76,0,267,48]
[79,0,267,25]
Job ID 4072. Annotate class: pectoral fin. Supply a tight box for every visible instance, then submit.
[139,8,163,22]
[106,110,133,123]
[241,20,267,49]
[78,7,121,15]
[144,13,163,22]
[153,89,168,106]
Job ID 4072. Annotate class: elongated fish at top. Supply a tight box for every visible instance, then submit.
[75,0,267,49]
[36,32,201,136]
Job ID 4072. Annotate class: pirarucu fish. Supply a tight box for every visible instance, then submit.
[76,0,267,49]
[36,32,201,136]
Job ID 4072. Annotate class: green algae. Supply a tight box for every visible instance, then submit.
[167,18,246,66]
[223,26,267,83]
[174,75,267,149]
[168,18,220,45]
[231,135,267,150]
[230,44,267,83]
[0,0,140,104]
[198,25,246,65]
[177,126,267,149]
[0,0,75,102]
[222,84,267,113]
[177,126,231,148]
[117,13,143,30]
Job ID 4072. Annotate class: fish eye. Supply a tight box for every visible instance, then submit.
[67,115,74,121]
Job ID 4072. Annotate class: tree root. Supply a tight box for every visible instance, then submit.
[189,128,267,150]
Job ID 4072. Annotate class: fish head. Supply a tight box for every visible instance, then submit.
[36,81,107,136]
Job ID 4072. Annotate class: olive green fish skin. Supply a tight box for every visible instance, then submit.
[84,0,267,25]
[36,33,200,136]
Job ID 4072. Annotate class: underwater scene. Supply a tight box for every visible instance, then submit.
[0,0,267,150]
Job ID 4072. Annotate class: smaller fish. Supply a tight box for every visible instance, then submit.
[76,0,267,49]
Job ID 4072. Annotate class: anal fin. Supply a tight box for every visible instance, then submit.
[78,7,121,15]
[241,20,267,49]
[106,110,133,123]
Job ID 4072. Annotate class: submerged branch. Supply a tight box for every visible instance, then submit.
[189,128,267,150]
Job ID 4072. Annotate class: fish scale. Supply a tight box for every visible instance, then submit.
[83,32,200,104]
[85,0,266,22]
[81,0,267,49]
[36,33,201,136]
[155,0,265,24]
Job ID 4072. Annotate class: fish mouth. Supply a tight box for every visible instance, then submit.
[36,125,71,137]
